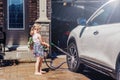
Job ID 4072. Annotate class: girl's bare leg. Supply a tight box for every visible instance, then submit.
[39,58,45,73]
[39,58,46,73]
[35,57,42,75]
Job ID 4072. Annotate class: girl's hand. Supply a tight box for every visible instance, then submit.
[43,42,49,48]
[45,42,49,48]
[46,43,50,48]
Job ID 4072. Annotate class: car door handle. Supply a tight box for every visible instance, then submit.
[93,31,99,35]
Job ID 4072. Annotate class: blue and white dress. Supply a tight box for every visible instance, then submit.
[32,33,44,58]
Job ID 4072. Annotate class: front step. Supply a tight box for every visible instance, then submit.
[4,50,36,62]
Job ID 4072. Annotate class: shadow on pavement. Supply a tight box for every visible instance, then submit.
[81,67,115,80]
[0,59,19,67]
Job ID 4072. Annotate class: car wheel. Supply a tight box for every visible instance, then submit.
[67,41,83,72]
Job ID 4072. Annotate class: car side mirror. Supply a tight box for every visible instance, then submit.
[77,18,86,26]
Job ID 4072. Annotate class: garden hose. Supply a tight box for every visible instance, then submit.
[44,42,71,70]
[50,43,71,57]
[44,56,66,70]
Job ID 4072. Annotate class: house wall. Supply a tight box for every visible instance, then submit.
[0,0,4,29]
[28,0,37,24]
[0,0,51,48]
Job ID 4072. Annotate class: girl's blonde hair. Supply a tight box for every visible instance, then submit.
[30,23,41,36]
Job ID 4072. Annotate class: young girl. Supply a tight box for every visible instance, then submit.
[30,24,49,75]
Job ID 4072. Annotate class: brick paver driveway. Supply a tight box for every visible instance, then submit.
[0,55,115,80]
[0,56,89,80]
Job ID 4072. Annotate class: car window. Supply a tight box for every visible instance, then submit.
[108,4,120,24]
[87,2,116,26]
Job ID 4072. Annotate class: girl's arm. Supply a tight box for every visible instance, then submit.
[38,34,49,47]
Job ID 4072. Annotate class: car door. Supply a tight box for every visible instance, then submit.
[79,1,118,67]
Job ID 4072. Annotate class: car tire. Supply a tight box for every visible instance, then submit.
[67,41,83,72]
[116,61,120,80]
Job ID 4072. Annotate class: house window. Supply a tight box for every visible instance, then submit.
[7,0,25,30]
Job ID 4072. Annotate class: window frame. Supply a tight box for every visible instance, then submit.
[7,0,25,30]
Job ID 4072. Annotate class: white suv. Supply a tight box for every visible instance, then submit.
[67,0,120,79]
